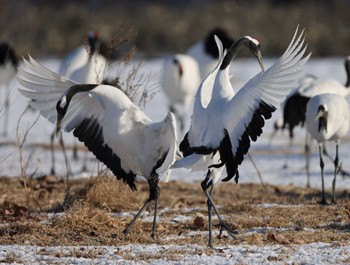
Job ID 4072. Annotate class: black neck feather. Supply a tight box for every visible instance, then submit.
[220,37,248,70]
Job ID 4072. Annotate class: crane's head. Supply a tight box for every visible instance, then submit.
[55,84,98,137]
[220,35,265,72]
[244,36,265,72]
[172,57,183,77]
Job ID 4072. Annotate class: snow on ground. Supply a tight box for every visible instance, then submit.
[1,56,350,264]
[1,242,350,264]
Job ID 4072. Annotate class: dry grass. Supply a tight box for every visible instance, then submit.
[0,174,350,250]
[0,251,24,264]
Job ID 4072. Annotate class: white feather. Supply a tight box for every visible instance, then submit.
[224,29,310,156]
[17,57,178,181]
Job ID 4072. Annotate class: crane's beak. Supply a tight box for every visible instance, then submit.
[55,99,65,138]
[315,106,327,121]
[315,112,323,121]
[315,107,328,133]
[256,50,265,72]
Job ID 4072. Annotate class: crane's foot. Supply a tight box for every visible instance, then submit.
[331,197,337,205]
[318,198,328,205]
[217,222,238,239]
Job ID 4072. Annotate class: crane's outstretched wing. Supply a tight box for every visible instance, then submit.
[220,28,311,181]
[18,56,104,126]
[18,57,141,190]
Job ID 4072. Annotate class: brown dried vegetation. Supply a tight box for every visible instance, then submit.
[1,174,350,249]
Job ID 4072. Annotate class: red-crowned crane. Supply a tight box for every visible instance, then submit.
[175,28,310,247]
[161,54,201,135]
[306,93,350,204]
[272,56,350,186]
[18,56,177,238]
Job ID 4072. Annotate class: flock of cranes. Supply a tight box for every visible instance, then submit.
[1,26,350,247]
[271,56,350,198]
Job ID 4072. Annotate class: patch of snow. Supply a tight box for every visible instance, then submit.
[1,242,350,264]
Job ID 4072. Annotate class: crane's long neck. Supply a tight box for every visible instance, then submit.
[211,63,233,101]
[66,84,97,103]
[56,84,98,134]
[213,37,263,101]
[220,37,248,70]
[210,38,251,101]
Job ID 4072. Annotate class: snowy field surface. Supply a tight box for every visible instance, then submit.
[1,242,350,264]
[1,56,350,264]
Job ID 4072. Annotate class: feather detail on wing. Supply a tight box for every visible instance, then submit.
[17,57,143,190]
[18,56,79,123]
[172,152,224,185]
[18,57,109,133]
[221,27,311,181]
[172,152,220,171]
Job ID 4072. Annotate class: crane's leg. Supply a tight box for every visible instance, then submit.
[123,177,159,238]
[201,171,237,246]
[50,130,56,175]
[51,130,72,178]
[80,150,88,172]
[205,175,215,248]
[331,142,340,204]
[282,136,293,169]
[323,144,350,178]
[247,153,264,187]
[151,185,160,238]
[305,132,312,188]
[268,120,280,143]
[122,197,152,235]
[318,144,327,205]
[72,137,79,160]
[59,134,72,183]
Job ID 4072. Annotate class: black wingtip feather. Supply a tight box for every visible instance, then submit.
[73,118,137,191]
[221,101,276,183]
